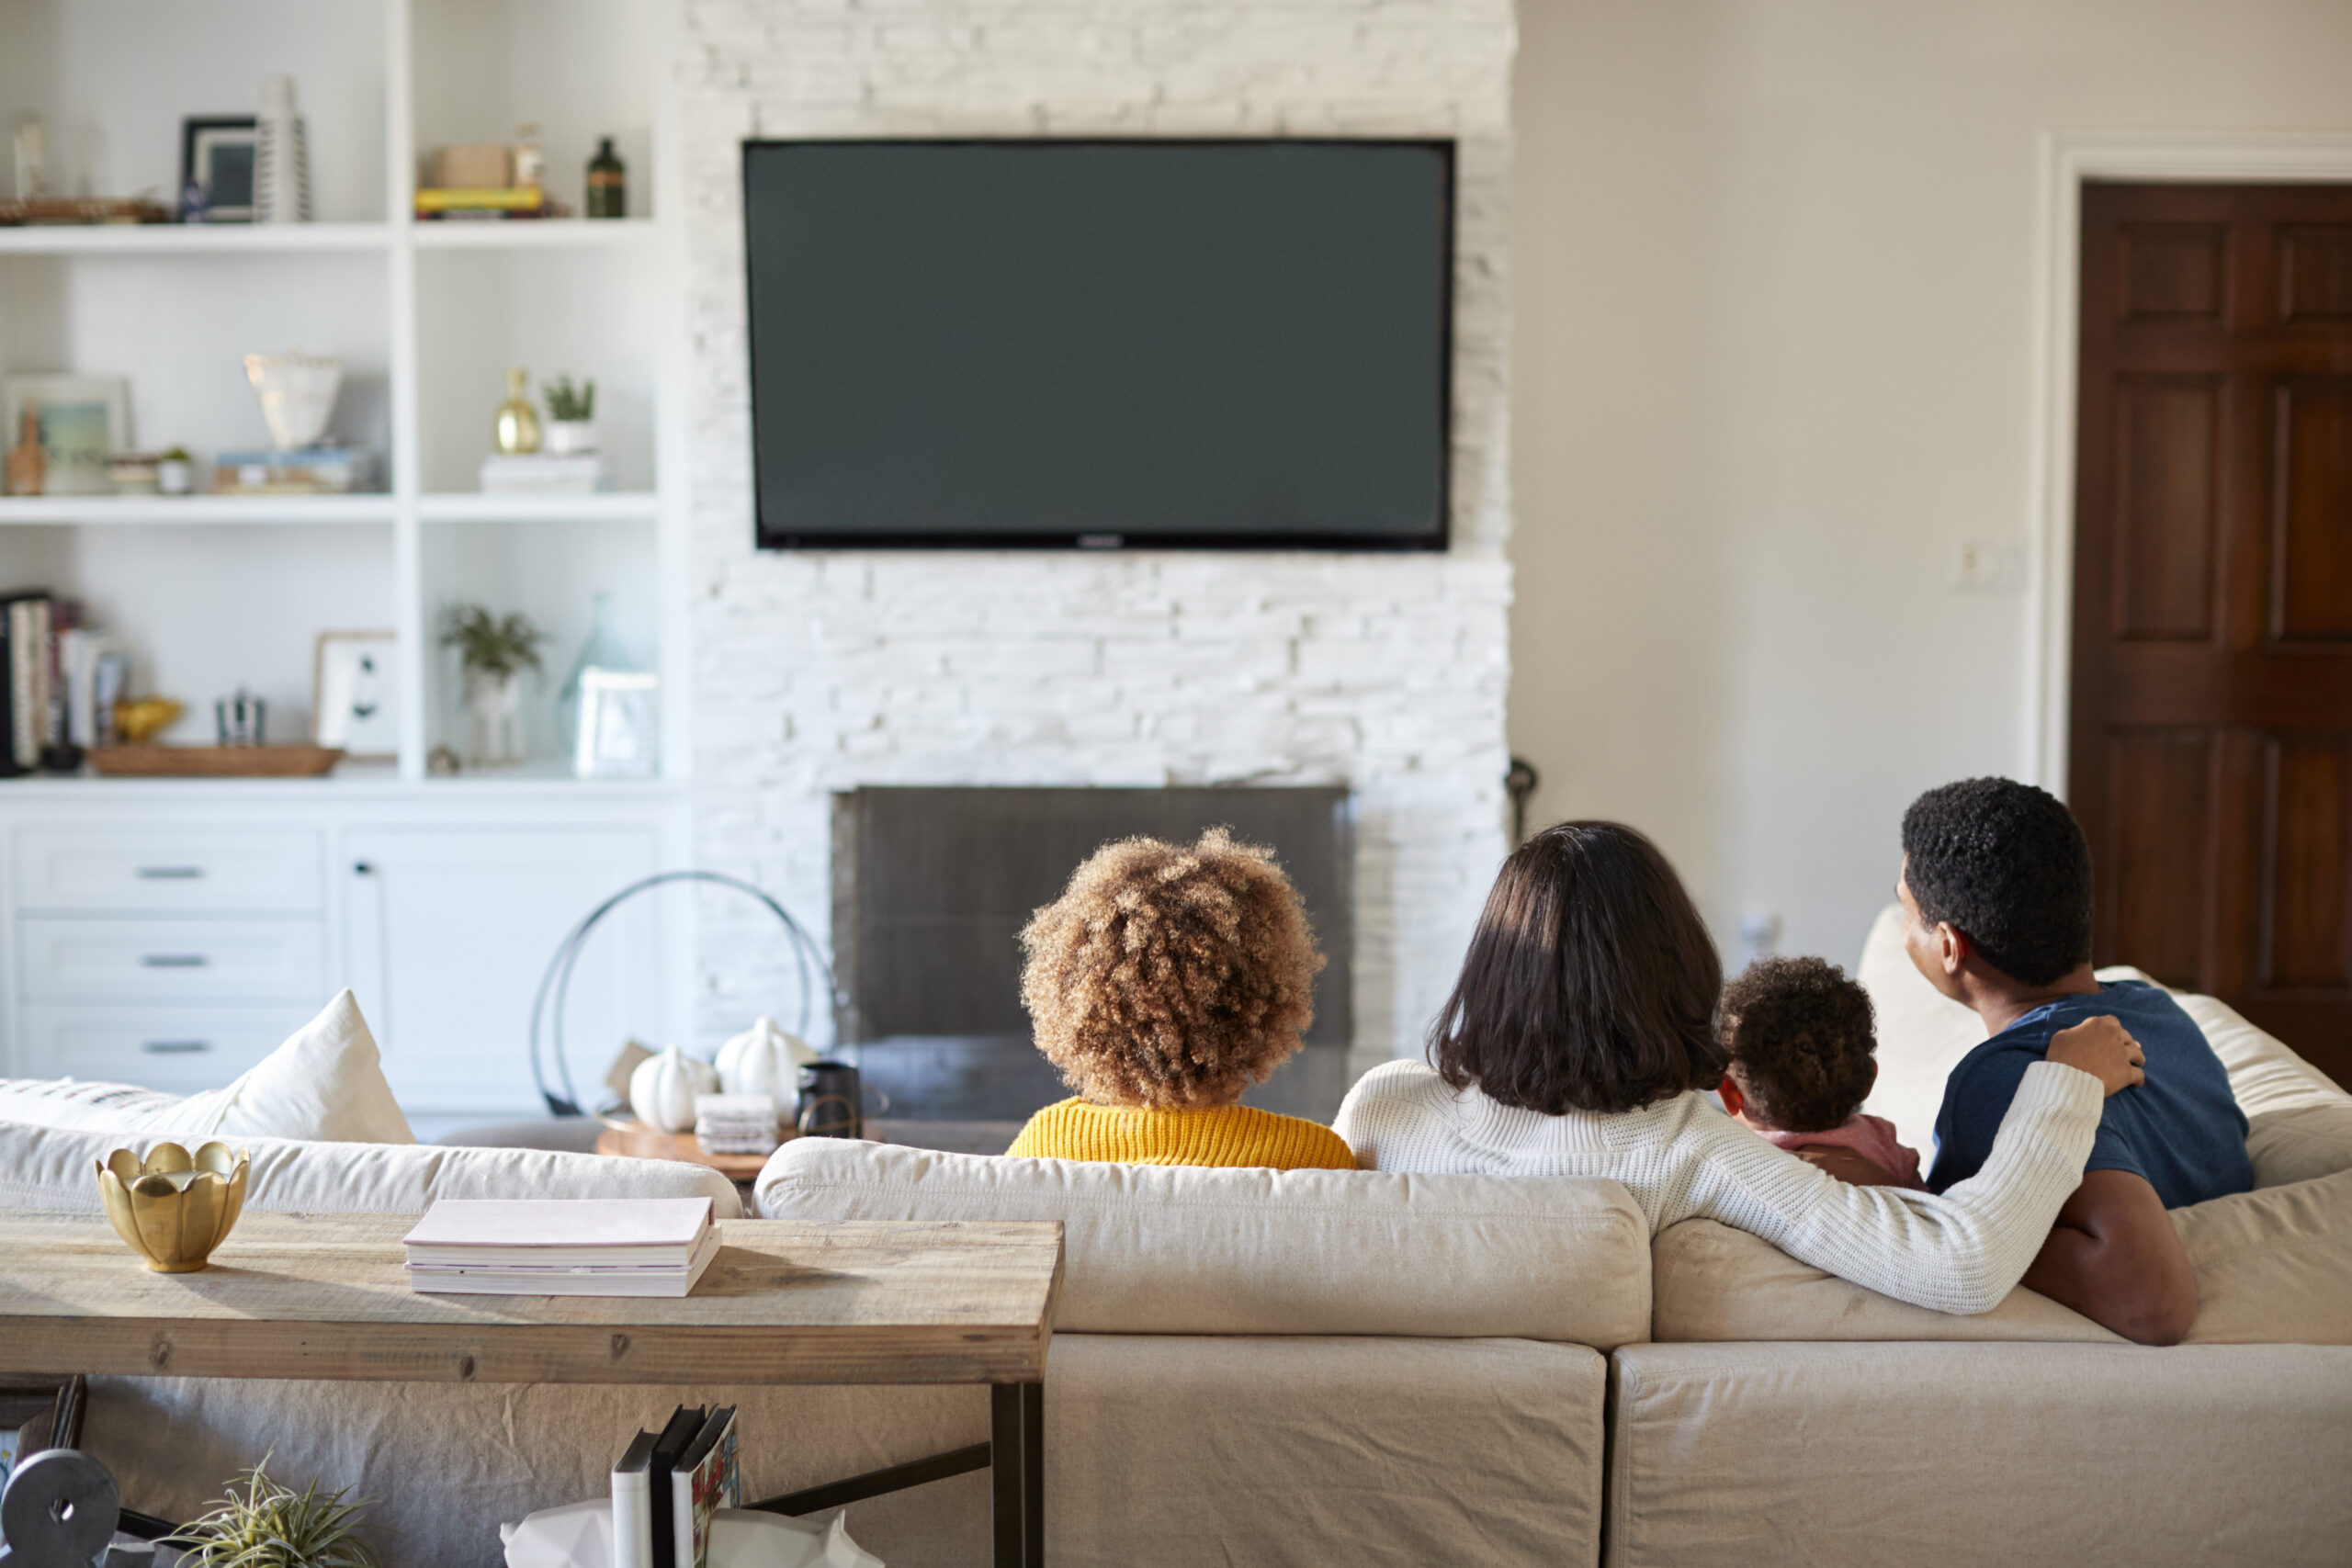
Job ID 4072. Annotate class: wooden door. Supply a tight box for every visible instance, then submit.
[2072,183,2352,1086]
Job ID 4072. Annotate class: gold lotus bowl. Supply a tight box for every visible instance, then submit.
[94,1142,251,1272]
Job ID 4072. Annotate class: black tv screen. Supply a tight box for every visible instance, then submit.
[742,139,1453,550]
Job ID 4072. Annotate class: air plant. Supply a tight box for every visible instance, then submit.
[439,603,546,681]
[166,1459,380,1568]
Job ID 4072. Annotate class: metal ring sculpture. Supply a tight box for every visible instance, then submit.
[528,870,838,1118]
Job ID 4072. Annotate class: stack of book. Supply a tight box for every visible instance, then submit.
[212,446,376,495]
[693,1094,780,1156]
[415,186,566,220]
[481,452,607,495]
[1,591,54,774]
[614,1404,740,1568]
[400,1198,718,1297]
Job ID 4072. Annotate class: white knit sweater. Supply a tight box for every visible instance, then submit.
[1334,1058,2104,1315]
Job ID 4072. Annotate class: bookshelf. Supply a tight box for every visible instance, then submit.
[0,0,687,786]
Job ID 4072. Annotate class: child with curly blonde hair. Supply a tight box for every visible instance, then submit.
[1005,829,1356,1169]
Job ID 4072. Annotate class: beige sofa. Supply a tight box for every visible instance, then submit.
[4,918,2347,1567]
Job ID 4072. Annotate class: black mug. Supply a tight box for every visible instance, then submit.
[796,1060,864,1139]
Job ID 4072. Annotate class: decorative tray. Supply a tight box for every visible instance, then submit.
[85,745,345,778]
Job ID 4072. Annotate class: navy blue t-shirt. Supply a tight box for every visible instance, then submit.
[1927,980,2251,1210]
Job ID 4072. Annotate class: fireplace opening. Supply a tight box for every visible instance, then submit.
[833,785,1353,1125]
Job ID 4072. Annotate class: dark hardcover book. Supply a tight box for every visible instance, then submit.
[645,1404,705,1568]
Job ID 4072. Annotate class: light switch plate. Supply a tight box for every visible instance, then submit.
[1952,537,2027,593]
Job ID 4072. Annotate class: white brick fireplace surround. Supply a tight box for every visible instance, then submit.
[681,0,1517,1069]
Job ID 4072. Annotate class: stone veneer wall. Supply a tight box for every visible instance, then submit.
[680,0,1516,1069]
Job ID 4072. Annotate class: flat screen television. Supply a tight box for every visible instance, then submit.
[741,139,1454,550]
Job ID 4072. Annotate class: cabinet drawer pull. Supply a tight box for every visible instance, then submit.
[138,954,209,969]
[141,1040,210,1055]
[134,866,207,880]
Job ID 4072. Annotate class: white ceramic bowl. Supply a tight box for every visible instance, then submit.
[243,352,343,452]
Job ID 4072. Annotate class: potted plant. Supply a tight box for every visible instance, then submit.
[440,603,544,768]
[167,1459,380,1568]
[541,374,597,457]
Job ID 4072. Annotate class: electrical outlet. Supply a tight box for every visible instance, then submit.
[1952,537,2027,593]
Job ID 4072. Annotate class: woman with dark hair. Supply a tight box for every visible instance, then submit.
[1334,822,2148,1315]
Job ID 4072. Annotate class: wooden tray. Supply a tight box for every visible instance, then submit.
[596,1121,796,1181]
[86,745,345,778]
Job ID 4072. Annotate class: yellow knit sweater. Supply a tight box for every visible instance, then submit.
[1005,1098,1359,1170]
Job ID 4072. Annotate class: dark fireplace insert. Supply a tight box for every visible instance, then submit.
[832,785,1353,1124]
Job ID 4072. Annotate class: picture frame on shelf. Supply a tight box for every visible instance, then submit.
[314,631,399,760]
[2,374,129,496]
[180,116,257,222]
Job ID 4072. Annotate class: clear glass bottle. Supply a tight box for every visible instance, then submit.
[560,591,634,770]
[512,122,546,190]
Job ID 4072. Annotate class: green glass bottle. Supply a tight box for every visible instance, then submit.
[586,138,626,220]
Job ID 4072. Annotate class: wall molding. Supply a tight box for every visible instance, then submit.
[2024,130,2352,796]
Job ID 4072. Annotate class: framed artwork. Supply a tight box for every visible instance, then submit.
[314,631,400,759]
[2,375,129,496]
[180,116,257,222]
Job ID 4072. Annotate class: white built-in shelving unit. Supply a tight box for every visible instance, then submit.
[0,0,688,784]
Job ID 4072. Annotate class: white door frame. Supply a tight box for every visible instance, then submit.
[2024,131,2352,797]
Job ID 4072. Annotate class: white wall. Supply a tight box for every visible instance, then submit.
[1510,0,2352,970]
[679,0,1518,1065]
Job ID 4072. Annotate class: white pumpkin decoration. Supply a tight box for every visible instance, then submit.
[628,1045,718,1133]
[715,1016,819,1102]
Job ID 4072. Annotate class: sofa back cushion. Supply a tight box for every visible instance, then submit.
[0,990,413,1145]
[757,1140,1651,1348]
[1652,1166,2352,1346]
[1857,903,2352,1187]
[0,1117,741,1218]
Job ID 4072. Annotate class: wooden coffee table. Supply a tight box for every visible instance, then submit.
[0,1212,1063,1567]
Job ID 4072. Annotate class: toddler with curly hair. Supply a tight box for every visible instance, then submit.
[1004,829,1356,1169]
[1715,955,1924,1189]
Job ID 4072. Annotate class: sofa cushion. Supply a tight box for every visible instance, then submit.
[1607,1341,2352,1568]
[0,991,413,1145]
[0,1117,741,1218]
[1651,1166,2352,1346]
[1651,1218,2120,1344]
[756,1139,1651,1348]
[1857,903,2352,1186]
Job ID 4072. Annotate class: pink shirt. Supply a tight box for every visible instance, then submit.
[1758,1113,1925,1190]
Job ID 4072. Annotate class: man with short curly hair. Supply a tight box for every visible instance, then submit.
[1899,777,2251,1345]
[1004,829,1357,1168]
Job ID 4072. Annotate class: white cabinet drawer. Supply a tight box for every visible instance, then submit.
[16,1004,304,1093]
[18,918,326,1001]
[12,829,323,914]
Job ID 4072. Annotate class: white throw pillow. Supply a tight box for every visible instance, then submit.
[1855,902,1984,1164]
[0,990,413,1145]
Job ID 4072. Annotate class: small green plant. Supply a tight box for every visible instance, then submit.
[542,374,595,423]
[440,602,545,680]
[166,1458,380,1568]
[160,445,193,461]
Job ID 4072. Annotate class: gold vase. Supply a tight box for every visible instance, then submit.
[95,1142,252,1272]
[494,367,541,455]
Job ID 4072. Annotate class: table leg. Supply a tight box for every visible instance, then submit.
[991,1381,1044,1568]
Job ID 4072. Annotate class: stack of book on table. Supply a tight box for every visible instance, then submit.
[401,1197,717,1297]
[694,1093,780,1156]
[481,452,607,494]
[615,1404,740,1568]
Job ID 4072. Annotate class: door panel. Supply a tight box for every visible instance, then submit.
[2074,184,2352,1085]
[2261,738,2352,991]
[2113,376,2222,639]
[2104,730,2214,987]
[2271,379,2352,640]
